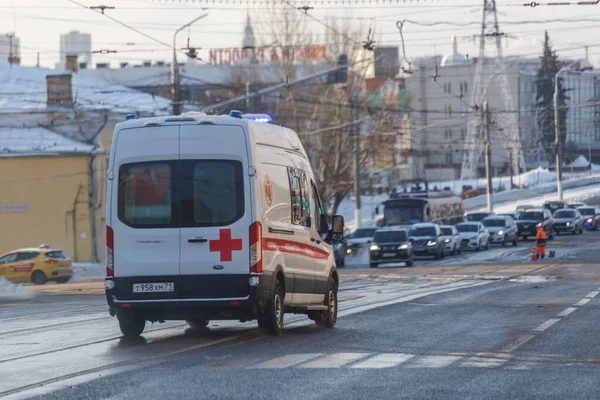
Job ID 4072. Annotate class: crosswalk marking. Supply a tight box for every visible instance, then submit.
[252,353,323,369]
[351,353,414,369]
[406,354,464,368]
[460,353,510,368]
[297,353,369,368]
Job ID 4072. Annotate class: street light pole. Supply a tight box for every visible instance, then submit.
[171,13,208,115]
[554,60,581,201]
[353,88,361,228]
[483,102,493,212]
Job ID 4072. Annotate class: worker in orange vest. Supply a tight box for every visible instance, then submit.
[535,225,547,259]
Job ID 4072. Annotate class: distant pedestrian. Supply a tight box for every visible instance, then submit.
[535,225,547,259]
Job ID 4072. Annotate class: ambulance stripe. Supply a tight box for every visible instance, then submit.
[263,238,330,260]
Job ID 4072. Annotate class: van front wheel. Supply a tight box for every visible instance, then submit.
[117,311,145,338]
[258,280,284,335]
[313,279,338,329]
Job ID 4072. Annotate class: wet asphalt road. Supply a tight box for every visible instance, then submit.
[2,232,600,399]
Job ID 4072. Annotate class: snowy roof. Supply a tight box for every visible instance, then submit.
[0,63,171,114]
[0,127,97,157]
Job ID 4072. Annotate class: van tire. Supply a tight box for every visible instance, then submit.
[187,319,209,330]
[118,311,145,338]
[31,271,47,285]
[258,280,284,335]
[314,279,338,329]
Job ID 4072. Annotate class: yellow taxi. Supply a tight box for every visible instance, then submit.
[0,245,73,285]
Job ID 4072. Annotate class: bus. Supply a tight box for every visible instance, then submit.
[381,191,465,227]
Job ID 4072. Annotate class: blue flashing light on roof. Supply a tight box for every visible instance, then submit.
[243,113,272,123]
[125,114,137,120]
[229,110,243,119]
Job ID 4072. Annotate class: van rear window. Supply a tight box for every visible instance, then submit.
[182,160,244,227]
[118,162,173,227]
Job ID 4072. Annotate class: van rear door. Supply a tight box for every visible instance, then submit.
[178,124,253,299]
[111,126,180,280]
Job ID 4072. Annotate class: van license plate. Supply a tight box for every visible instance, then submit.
[132,282,174,293]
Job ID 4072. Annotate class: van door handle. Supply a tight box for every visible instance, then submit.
[188,237,208,243]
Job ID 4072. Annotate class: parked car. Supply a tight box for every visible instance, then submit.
[465,212,495,222]
[409,223,446,259]
[0,245,72,285]
[517,209,554,240]
[441,225,462,255]
[567,202,587,209]
[345,227,378,256]
[456,222,490,251]
[482,216,519,246]
[577,207,600,231]
[369,228,414,268]
[543,201,567,212]
[499,212,521,221]
[516,204,535,212]
[552,209,584,235]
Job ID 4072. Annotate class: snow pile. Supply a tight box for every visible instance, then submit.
[72,263,105,281]
[0,277,33,300]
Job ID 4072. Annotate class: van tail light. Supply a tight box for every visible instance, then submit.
[106,226,114,278]
[249,221,262,274]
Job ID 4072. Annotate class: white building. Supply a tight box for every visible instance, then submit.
[562,62,596,151]
[400,37,541,181]
[0,33,20,64]
[57,30,92,70]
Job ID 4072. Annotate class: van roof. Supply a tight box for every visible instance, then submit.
[114,114,307,157]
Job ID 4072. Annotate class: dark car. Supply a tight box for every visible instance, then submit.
[345,227,378,257]
[465,212,495,222]
[333,228,351,267]
[543,201,567,213]
[369,228,414,268]
[578,207,600,231]
[517,209,554,240]
[409,223,446,259]
[552,209,584,235]
[499,212,521,221]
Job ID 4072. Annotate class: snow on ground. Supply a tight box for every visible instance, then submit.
[486,182,600,214]
[72,263,105,281]
[0,277,33,300]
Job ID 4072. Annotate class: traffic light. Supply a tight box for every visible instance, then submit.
[327,54,348,84]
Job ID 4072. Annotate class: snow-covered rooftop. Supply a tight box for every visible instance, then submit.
[0,63,171,114]
[0,127,97,157]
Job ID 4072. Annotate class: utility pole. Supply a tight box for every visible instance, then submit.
[508,147,514,189]
[554,72,564,201]
[7,32,14,65]
[484,102,493,211]
[171,13,208,115]
[353,89,361,228]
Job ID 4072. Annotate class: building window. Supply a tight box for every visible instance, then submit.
[461,128,466,139]
[445,128,453,140]
[445,153,453,164]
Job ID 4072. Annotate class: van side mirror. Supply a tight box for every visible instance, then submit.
[331,215,344,241]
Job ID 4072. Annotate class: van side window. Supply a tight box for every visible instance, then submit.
[118,162,174,227]
[311,182,325,233]
[287,167,310,227]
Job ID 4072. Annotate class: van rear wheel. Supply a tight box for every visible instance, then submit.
[117,310,145,338]
[314,279,338,328]
[258,279,284,335]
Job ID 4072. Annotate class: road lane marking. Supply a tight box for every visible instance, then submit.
[461,353,510,368]
[557,307,578,317]
[575,299,590,306]
[253,354,323,369]
[586,291,599,298]
[297,353,369,368]
[502,335,535,352]
[533,318,560,332]
[406,354,464,368]
[351,354,414,369]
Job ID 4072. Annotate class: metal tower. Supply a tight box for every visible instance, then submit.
[460,0,525,181]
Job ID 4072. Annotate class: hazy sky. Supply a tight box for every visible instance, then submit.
[2,0,600,69]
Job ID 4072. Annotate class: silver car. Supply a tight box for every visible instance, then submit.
[456,222,490,251]
[441,225,462,255]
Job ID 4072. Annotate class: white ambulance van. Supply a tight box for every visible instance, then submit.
[105,111,345,337]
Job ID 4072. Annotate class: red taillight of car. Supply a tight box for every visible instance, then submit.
[249,221,262,274]
[106,226,114,278]
[45,259,57,264]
